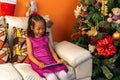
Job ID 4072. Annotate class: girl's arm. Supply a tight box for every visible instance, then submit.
[48,41,64,63]
[26,37,45,68]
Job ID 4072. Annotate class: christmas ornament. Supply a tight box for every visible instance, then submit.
[86,26,98,36]
[112,31,120,40]
[107,7,120,24]
[74,5,83,18]
[88,44,95,53]
[101,0,108,16]
[96,35,117,58]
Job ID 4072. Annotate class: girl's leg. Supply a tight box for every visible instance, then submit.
[55,70,69,80]
[43,73,58,80]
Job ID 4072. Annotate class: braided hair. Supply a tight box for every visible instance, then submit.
[27,13,46,37]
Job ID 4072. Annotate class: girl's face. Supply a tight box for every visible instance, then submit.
[32,21,45,38]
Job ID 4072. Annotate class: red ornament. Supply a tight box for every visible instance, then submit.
[96,35,117,58]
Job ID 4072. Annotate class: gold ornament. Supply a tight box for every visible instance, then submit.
[86,23,98,37]
[112,31,120,40]
[101,0,108,16]
[86,27,98,36]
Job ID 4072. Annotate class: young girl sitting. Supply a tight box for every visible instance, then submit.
[26,13,69,80]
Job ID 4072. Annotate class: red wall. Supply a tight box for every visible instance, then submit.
[14,0,77,42]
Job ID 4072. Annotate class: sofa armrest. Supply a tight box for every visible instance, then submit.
[54,41,92,68]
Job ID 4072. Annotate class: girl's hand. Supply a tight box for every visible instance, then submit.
[38,62,45,69]
[56,59,64,63]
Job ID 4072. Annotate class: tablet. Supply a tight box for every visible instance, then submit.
[44,63,62,68]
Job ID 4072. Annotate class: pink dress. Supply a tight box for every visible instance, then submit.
[28,35,68,77]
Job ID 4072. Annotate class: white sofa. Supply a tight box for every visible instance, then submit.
[0,16,92,80]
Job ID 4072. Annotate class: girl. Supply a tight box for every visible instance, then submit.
[26,13,69,80]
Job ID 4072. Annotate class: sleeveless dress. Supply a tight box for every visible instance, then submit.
[28,35,68,77]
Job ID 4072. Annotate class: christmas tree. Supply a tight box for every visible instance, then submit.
[72,0,120,79]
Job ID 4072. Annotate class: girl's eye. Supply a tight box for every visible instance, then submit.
[37,27,45,30]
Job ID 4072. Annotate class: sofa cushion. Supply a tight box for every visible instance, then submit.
[0,23,10,64]
[12,27,29,63]
[65,63,75,80]
[55,41,91,67]
[0,63,22,80]
[13,63,45,80]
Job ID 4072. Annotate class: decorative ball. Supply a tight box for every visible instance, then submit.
[112,31,120,40]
